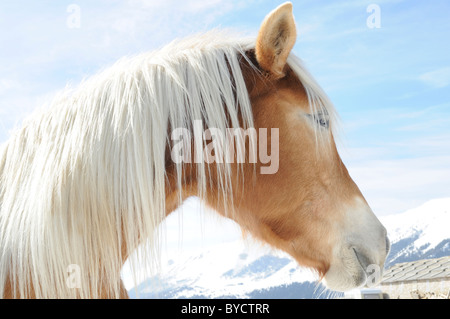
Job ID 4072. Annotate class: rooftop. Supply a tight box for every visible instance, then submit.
[382,256,450,283]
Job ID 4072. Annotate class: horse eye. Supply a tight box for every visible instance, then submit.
[307,112,330,129]
[318,117,329,128]
[306,112,329,129]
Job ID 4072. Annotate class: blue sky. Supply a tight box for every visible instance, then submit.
[0,0,449,216]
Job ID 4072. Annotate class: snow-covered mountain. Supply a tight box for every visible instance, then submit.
[125,197,450,299]
[128,240,326,299]
[381,197,450,267]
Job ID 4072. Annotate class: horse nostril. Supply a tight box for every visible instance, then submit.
[385,236,391,255]
[353,248,371,270]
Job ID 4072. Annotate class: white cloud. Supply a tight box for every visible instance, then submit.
[339,100,450,217]
[0,1,256,144]
[419,67,450,88]
[345,154,450,216]
[0,79,20,95]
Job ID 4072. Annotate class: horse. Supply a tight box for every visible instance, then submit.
[0,2,390,298]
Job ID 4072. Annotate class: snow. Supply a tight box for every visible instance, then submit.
[122,197,317,296]
[122,197,450,297]
[381,197,450,253]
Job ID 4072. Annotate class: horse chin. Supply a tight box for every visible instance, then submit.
[321,246,380,292]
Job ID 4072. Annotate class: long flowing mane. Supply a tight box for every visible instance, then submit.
[0,30,335,298]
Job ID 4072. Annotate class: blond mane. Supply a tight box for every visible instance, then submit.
[0,30,335,298]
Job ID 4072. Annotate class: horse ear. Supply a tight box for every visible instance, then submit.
[255,2,297,78]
